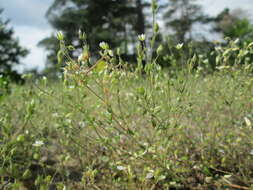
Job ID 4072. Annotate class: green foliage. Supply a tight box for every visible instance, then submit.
[214,8,253,43]
[39,0,148,76]
[0,9,28,82]
[1,40,253,189]
[159,0,214,69]
[2,3,253,189]
[225,18,253,42]
[38,35,60,77]
[0,74,10,99]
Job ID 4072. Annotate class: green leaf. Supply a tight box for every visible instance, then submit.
[94,60,106,72]
[57,50,64,65]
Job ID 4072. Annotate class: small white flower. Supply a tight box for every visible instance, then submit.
[78,54,83,63]
[78,121,86,128]
[205,177,212,183]
[145,172,154,179]
[33,140,44,147]
[224,175,232,179]
[218,149,225,154]
[244,117,251,127]
[116,166,125,171]
[215,46,222,51]
[52,112,59,118]
[176,43,184,50]
[216,65,230,70]
[108,50,114,56]
[68,85,75,89]
[250,150,253,155]
[143,142,149,147]
[138,34,146,41]
[99,42,109,50]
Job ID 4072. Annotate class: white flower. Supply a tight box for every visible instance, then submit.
[250,150,253,155]
[52,112,59,118]
[78,121,86,128]
[176,43,184,50]
[108,50,114,57]
[138,34,146,41]
[145,172,154,179]
[218,149,225,154]
[216,65,231,70]
[99,42,109,50]
[33,140,44,147]
[42,76,47,81]
[68,85,75,89]
[78,54,83,63]
[244,117,251,127]
[116,166,125,171]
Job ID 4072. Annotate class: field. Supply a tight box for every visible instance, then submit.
[1,61,253,189]
[1,32,253,189]
[2,0,253,189]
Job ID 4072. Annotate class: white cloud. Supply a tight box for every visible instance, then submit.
[198,0,253,18]
[1,0,51,28]
[13,26,52,72]
[2,0,53,72]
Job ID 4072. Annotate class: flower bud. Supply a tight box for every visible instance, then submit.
[176,43,184,50]
[138,34,146,42]
[156,44,163,56]
[99,42,109,50]
[56,31,64,41]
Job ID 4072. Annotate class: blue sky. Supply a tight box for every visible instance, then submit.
[1,0,253,72]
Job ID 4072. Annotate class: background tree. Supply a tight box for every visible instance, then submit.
[159,0,212,67]
[0,9,28,82]
[163,0,210,43]
[214,8,253,43]
[39,0,155,75]
[134,0,148,35]
[40,0,138,67]
[38,34,61,77]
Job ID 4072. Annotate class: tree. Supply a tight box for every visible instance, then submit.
[0,9,28,82]
[40,0,136,62]
[214,8,253,43]
[38,35,60,77]
[40,0,154,74]
[163,0,210,43]
[135,0,146,35]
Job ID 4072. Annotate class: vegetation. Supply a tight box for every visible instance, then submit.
[39,0,148,75]
[0,9,28,82]
[2,7,253,188]
[1,1,253,190]
[163,0,210,43]
[214,8,253,43]
[38,0,253,77]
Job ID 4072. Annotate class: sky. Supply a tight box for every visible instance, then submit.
[1,0,253,72]
[1,0,52,72]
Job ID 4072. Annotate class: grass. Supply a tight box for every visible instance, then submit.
[1,64,253,189]
[1,10,253,188]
